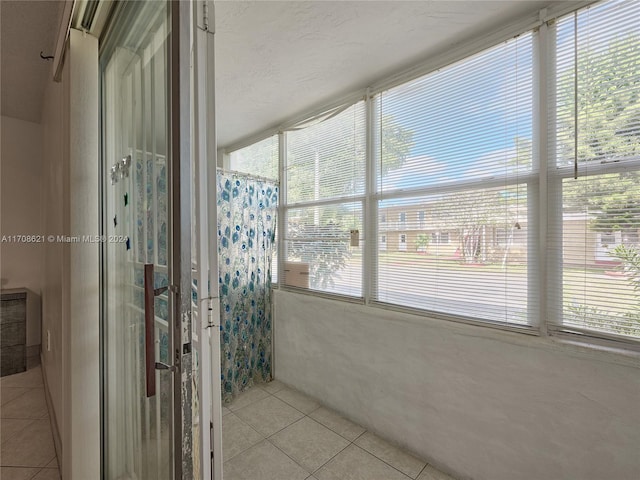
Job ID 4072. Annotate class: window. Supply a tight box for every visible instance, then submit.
[227,136,280,283]
[373,33,534,326]
[549,0,640,339]
[622,230,639,245]
[228,135,279,180]
[496,228,508,246]
[432,231,450,245]
[284,102,366,297]
[264,0,640,346]
[399,234,407,251]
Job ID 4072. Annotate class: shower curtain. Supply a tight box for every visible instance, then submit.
[217,171,278,403]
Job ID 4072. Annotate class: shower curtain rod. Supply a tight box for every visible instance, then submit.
[216,167,280,185]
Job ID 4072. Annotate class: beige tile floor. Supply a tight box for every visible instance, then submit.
[1,365,61,480]
[223,380,457,480]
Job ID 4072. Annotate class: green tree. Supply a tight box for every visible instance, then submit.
[559,34,640,232]
[608,244,640,337]
[285,110,413,288]
[226,110,414,289]
[228,136,279,180]
[380,114,417,175]
[429,187,521,263]
[415,233,430,253]
[287,112,413,203]
[557,30,640,337]
[559,36,640,165]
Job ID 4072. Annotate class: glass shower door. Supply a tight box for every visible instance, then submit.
[101,1,174,479]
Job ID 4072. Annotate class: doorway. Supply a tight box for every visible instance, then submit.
[100,1,178,478]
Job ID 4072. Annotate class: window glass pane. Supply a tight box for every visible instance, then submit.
[285,202,362,296]
[560,173,640,338]
[284,102,366,298]
[376,34,533,194]
[228,136,280,283]
[287,103,366,204]
[229,135,279,180]
[377,186,528,324]
[554,1,640,168]
[552,0,640,339]
[374,33,533,325]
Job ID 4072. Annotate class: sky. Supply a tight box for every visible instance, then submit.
[379,0,639,193]
[230,0,639,198]
[379,30,533,191]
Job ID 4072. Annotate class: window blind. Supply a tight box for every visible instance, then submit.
[549,0,640,339]
[284,102,366,296]
[228,135,279,181]
[373,34,535,326]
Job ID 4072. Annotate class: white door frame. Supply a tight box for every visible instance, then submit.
[193,2,223,479]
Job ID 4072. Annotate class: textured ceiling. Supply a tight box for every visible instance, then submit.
[215,0,560,149]
[1,0,575,141]
[1,0,64,123]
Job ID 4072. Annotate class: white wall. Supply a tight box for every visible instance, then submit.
[40,62,66,460]
[0,115,44,350]
[274,290,640,480]
[0,115,43,296]
[40,30,100,480]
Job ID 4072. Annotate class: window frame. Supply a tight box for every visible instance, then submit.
[253,0,640,349]
[280,101,367,300]
[543,3,640,348]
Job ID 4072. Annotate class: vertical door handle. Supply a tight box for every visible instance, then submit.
[144,264,174,397]
[144,264,156,397]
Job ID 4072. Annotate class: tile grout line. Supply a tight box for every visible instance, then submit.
[226,382,430,480]
[267,410,353,478]
[223,383,304,464]
[226,386,354,478]
[348,442,416,480]
[227,398,313,477]
[27,466,44,480]
[0,388,41,417]
[304,412,361,444]
[0,418,38,447]
[416,463,429,479]
[1,369,58,477]
[309,428,357,477]
[265,432,311,475]
[221,413,267,463]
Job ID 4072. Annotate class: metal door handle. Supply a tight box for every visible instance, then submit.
[144,264,157,397]
[155,361,177,372]
[144,264,174,397]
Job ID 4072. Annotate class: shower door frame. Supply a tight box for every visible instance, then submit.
[99,1,193,478]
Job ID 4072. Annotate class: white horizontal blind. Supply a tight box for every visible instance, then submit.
[228,135,280,282]
[373,34,535,326]
[284,102,366,296]
[228,135,279,181]
[549,0,640,339]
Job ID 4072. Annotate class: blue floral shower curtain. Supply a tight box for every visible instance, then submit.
[217,171,278,403]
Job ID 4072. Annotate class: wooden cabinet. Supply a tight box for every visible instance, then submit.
[1,291,27,376]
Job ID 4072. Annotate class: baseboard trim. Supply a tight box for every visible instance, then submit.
[40,352,62,471]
